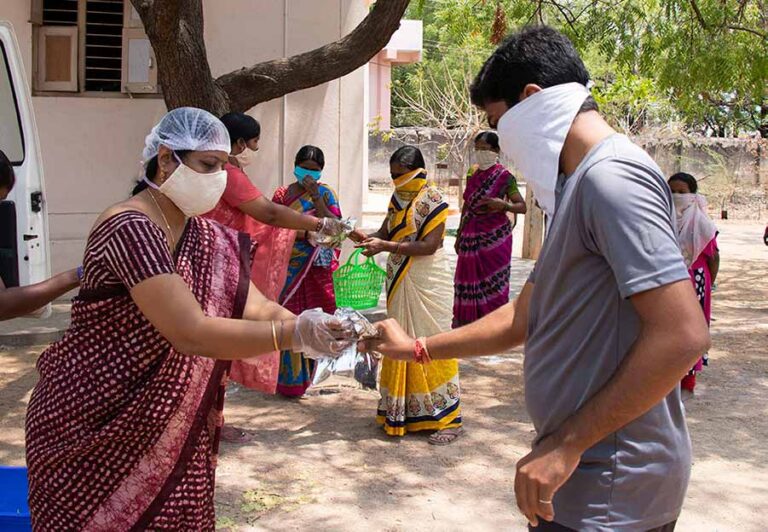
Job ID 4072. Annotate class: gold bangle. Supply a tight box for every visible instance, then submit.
[270,320,279,352]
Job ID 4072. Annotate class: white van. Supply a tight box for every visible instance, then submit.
[0,22,50,308]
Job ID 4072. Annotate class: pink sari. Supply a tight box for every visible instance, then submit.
[204,163,295,393]
[26,214,251,529]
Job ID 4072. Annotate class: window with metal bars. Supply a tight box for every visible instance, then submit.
[34,0,158,95]
[84,0,124,92]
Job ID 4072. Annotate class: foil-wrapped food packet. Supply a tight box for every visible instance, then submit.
[311,308,381,389]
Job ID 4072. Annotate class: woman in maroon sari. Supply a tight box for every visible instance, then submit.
[24,108,351,530]
[453,131,526,327]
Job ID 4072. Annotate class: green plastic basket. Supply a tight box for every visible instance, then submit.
[333,248,387,310]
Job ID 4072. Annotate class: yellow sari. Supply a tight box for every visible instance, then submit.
[377,170,461,436]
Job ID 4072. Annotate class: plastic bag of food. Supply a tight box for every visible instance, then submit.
[311,308,381,389]
[312,217,357,249]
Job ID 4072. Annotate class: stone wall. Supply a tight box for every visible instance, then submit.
[370,128,768,219]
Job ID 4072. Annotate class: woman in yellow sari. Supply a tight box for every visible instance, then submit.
[354,146,462,445]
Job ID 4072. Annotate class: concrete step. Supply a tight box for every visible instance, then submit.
[0,303,71,347]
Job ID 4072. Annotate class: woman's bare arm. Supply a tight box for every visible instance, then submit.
[356,223,445,258]
[130,274,298,359]
[238,196,320,232]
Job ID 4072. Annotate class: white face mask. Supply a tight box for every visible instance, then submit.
[145,154,227,217]
[235,145,256,168]
[475,150,498,171]
[496,82,590,217]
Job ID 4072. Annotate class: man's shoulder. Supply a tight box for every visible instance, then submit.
[576,137,668,202]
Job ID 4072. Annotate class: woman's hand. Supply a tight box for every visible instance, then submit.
[348,229,368,244]
[318,217,345,237]
[302,177,321,200]
[293,308,357,358]
[358,319,415,361]
[355,237,391,257]
[477,197,508,213]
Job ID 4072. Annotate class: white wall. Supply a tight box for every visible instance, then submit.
[2,0,368,273]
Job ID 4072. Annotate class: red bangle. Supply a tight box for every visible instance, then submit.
[414,337,432,364]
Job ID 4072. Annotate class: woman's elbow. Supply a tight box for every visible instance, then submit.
[262,202,280,226]
[518,203,528,215]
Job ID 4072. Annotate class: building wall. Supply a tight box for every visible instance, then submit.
[3,0,368,273]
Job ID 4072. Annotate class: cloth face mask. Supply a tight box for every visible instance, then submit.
[295,167,322,182]
[475,150,498,171]
[496,82,590,217]
[144,153,227,217]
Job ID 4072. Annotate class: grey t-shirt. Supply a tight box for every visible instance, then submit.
[525,135,692,531]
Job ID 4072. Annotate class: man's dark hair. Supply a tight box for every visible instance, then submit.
[0,150,15,192]
[470,26,598,113]
[668,172,699,193]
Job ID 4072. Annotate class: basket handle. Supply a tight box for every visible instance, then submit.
[346,247,380,267]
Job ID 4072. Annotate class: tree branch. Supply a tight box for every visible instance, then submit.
[687,0,768,39]
[218,0,411,112]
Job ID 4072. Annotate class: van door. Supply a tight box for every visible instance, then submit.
[0,21,50,294]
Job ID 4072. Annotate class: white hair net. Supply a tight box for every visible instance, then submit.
[142,107,231,164]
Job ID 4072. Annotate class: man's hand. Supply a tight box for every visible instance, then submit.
[359,318,415,360]
[514,433,582,526]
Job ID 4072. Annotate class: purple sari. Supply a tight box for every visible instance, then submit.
[453,164,514,327]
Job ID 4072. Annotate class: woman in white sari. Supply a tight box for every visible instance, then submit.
[354,146,463,445]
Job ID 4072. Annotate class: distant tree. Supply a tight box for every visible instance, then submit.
[394,0,767,137]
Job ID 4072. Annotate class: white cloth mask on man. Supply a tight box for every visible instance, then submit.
[496,82,590,217]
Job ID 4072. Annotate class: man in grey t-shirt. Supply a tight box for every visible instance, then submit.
[366,27,710,531]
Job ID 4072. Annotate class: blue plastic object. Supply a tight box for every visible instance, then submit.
[0,466,31,531]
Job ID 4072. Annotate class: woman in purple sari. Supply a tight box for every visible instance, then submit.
[453,132,526,327]
[24,108,352,530]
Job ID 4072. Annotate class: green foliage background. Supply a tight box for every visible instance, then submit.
[392,0,768,137]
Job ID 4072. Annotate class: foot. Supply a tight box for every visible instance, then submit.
[220,425,253,444]
[428,427,465,446]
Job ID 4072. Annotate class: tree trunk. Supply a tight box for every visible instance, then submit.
[131,0,410,115]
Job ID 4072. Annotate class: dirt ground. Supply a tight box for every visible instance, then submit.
[0,221,766,531]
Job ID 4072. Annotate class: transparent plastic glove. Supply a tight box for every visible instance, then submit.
[293,308,357,359]
[318,217,346,237]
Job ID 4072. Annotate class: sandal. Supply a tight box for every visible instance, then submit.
[220,425,253,444]
[428,427,465,446]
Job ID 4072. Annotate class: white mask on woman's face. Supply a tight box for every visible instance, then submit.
[145,153,227,217]
[496,82,590,217]
[234,141,256,167]
[475,150,498,171]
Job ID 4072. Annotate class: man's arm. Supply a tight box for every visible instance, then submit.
[514,279,709,526]
[368,281,533,360]
[0,269,80,321]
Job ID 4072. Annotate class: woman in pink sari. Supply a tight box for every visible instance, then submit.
[669,172,719,396]
[204,113,345,400]
[453,132,526,327]
[25,108,352,530]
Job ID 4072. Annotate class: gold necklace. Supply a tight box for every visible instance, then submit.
[147,189,176,252]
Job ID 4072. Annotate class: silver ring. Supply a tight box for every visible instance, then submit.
[539,499,553,505]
